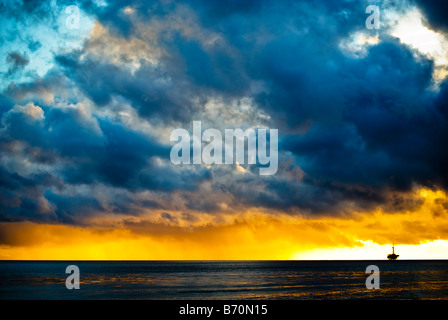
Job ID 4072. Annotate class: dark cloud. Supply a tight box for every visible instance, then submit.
[0,99,211,222]
[55,51,203,124]
[280,39,440,192]
[0,0,53,20]
[0,166,58,222]
[27,40,42,52]
[4,71,67,106]
[414,0,448,33]
[6,52,29,75]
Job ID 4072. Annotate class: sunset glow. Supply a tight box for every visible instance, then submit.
[1,0,448,263]
[1,187,447,260]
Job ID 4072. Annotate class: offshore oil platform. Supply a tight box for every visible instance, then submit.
[387,243,399,260]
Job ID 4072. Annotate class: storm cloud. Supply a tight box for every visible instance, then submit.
[1,0,448,225]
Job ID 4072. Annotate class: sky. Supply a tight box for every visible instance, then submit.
[1,0,448,260]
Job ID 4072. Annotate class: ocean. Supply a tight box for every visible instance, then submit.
[0,260,447,300]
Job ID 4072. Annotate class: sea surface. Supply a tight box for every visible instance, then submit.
[0,260,447,300]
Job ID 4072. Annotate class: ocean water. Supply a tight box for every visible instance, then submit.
[0,260,447,300]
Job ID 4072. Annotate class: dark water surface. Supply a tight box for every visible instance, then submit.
[0,260,447,299]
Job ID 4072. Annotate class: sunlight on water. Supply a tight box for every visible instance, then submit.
[0,261,447,300]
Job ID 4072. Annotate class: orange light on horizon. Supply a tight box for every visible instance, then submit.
[0,188,447,260]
